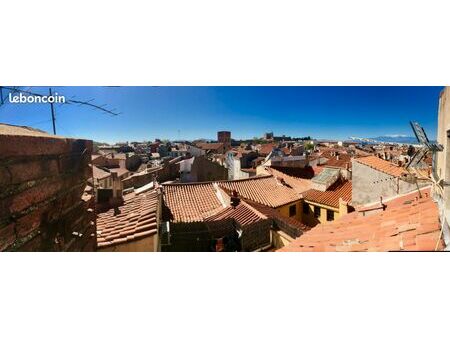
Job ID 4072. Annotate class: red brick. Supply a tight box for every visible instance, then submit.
[0,159,60,187]
[0,223,16,251]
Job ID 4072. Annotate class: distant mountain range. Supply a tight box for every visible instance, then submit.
[349,135,427,144]
[372,135,419,144]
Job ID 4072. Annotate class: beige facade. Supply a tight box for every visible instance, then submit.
[434,87,450,248]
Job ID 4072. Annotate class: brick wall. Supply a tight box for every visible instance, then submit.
[0,125,95,251]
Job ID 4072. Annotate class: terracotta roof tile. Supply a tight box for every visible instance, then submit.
[163,175,302,223]
[246,200,311,234]
[206,201,267,226]
[195,142,224,150]
[279,189,443,252]
[96,191,159,248]
[219,176,301,208]
[354,156,407,177]
[92,165,111,180]
[265,167,312,195]
[163,183,225,222]
[303,180,352,208]
[258,143,276,156]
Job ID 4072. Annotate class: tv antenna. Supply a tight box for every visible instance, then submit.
[407,121,443,169]
[0,86,121,135]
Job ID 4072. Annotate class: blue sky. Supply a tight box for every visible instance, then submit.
[0,86,443,143]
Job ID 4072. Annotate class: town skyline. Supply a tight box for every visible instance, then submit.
[0,86,442,144]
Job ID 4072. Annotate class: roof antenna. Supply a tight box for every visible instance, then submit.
[407,121,444,198]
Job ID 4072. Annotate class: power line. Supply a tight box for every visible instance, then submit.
[0,86,121,135]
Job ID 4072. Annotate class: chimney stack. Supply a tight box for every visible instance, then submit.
[230,190,240,208]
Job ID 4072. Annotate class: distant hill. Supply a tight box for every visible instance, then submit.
[372,135,419,144]
[349,135,435,144]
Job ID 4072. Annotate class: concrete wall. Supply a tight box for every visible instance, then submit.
[352,160,419,206]
[190,156,227,182]
[434,87,450,247]
[0,127,96,251]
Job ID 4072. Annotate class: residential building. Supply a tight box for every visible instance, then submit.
[96,189,160,252]
[195,142,226,154]
[352,155,429,206]
[279,188,443,251]
[161,174,312,251]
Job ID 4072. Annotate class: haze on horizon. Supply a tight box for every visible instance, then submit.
[0,86,442,144]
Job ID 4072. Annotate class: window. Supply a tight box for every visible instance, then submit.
[314,206,320,218]
[327,209,334,221]
[289,204,297,217]
[302,202,309,214]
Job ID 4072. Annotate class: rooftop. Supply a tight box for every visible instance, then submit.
[96,190,159,248]
[279,189,443,252]
[0,123,63,138]
[219,176,302,208]
[206,200,267,226]
[264,167,312,195]
[303,180,352,208]
[92,165,111,180]
[354,156,407,177]
[195,142,224,150]
[162,175,303,223]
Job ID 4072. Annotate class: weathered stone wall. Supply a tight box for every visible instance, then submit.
[352,160,423,206]
[0,126,95,251]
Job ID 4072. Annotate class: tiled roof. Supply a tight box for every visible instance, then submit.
[246,200,311,233]
[196,142,224,150]
[163,182,226,222]
[258,143,276,155]
[206,201,267,226]
[265,167,312,195]
[325,156,352,169]
[279,189,443,252]
[109,167,130,177]
[270,166,316,179]
[219,176,301,208]
[92,165,111,180]
[97,191,159,248]
[163,175,302,223]
[354,156,407,177]
[303,180,352,208]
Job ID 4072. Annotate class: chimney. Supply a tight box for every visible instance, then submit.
[230,190,240,208]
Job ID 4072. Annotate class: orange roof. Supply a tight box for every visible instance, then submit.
[279,189,443,252]
[206,201,267,226]
[303,180,352,208]
[246,200,311,234]
[92,165,111,180]
[97,191,159,248]
[258,143,276,155]
[219,176,301,208]
[163,182,225,222]
[354,156,407,177]
[265,167,312,195]
[325,156,352,169]
[195,142,224,151]
[109,167,130,177]
[163,175,302,223]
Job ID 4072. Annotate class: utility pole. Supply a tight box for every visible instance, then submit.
[49,87,56,135]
